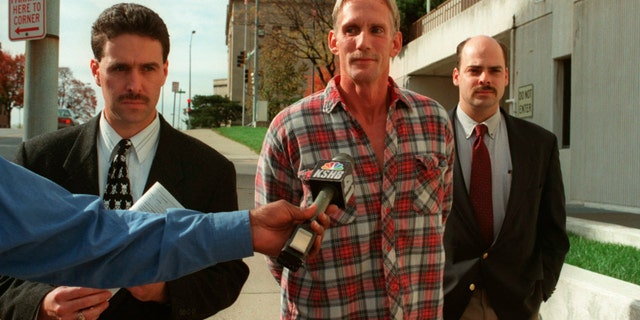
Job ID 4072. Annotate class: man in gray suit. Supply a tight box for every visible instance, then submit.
[0,4,248,320]
[443,35,569,319]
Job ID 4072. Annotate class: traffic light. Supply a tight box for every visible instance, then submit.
[244,69,249,83]
[236,51,245,67]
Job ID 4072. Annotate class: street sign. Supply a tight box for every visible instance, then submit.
[172,81,179,93]
[8,0,46,41]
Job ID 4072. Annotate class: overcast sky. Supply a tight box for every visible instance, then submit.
[1,1,230,124]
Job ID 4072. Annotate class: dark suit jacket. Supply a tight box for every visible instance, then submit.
[0,115,249,320]
[443,107,569,320]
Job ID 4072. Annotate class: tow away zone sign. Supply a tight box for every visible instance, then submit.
[9,0,46,41]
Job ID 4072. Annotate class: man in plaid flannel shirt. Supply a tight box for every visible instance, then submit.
[255,0,454,318]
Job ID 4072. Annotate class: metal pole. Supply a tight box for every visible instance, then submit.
[188,30,195,129]
[242,1,248,126]
[311,6,316,93]
[172,91,177,127]
[252,0,259,127]
[178,90,183,129]
[24,0,59,139]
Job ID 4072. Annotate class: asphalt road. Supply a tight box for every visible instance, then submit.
[0,128,22,160]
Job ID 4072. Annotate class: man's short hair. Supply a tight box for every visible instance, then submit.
[91,3,170,62]
[332,0,401,34]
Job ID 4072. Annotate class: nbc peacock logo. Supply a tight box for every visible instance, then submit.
[321,161,344,171]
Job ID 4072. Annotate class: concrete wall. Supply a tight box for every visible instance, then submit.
[570,0,640,208]
[404,76,458,110]
[511,14,554,130]
[540,264,640,320]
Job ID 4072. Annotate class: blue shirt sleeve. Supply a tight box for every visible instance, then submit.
[0,157,253,288]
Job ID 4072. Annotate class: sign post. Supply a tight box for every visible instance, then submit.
[171,82,179,127]
[9,0,46,41]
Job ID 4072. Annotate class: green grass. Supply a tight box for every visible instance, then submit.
[211,127,640,286]
[565,233,640,285]
[213,126,267,154]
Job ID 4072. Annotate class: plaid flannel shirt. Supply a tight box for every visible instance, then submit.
[255,76,454,319]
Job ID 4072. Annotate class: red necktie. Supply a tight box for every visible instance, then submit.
[470,124,493,246]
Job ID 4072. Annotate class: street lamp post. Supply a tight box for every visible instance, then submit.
[188,30,196,129]
[175,89,185,128]
[252,0,259,127]
[242,1,248,126]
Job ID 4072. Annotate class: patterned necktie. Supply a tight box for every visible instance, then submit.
[103,139,133,210]
[470,124,493,246]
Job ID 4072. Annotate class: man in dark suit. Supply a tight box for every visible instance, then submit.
[0,3,248,320]
[443,35,570,320]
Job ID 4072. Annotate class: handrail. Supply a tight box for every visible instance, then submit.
[408,0,482,42]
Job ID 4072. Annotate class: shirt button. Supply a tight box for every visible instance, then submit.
[469,283,476,291]
[482,252,489,259]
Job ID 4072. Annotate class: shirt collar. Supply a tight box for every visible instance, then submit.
[456,106,501,140]
[323,76,409,113]
[99,112,160,163]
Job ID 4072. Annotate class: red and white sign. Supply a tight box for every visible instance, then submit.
[8,0,46,41]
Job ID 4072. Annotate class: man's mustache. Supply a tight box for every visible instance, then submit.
[118,94,150,103]
[349,53,377,62]
[474,86,497,94]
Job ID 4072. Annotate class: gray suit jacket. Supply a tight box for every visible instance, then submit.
[0,115,249,319]
[443,107,569,319]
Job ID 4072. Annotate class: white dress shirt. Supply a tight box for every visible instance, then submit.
[97,113,160,202]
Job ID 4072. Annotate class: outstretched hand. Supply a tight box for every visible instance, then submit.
[249,200,335,257]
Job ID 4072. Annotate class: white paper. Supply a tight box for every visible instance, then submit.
[130,182,184,213]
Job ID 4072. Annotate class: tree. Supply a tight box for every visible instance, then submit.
[259,31,308,120]
[0,44,25,127]
[265,0,336,88]
[58,67,97,123]
[189,95,242,128]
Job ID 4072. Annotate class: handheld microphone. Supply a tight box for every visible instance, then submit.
[277,153,355,271]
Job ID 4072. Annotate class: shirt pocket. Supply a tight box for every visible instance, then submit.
[413,153,449,215]
[298,168,357,226]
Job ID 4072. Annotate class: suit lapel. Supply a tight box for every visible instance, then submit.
[144,116,185,199]
[501,109,534,228]
[62,117,101,195]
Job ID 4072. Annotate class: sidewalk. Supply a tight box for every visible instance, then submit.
[185,128,259,176]
[186,129,259,162]
[183,129,280,320]
[566,203,640,229]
